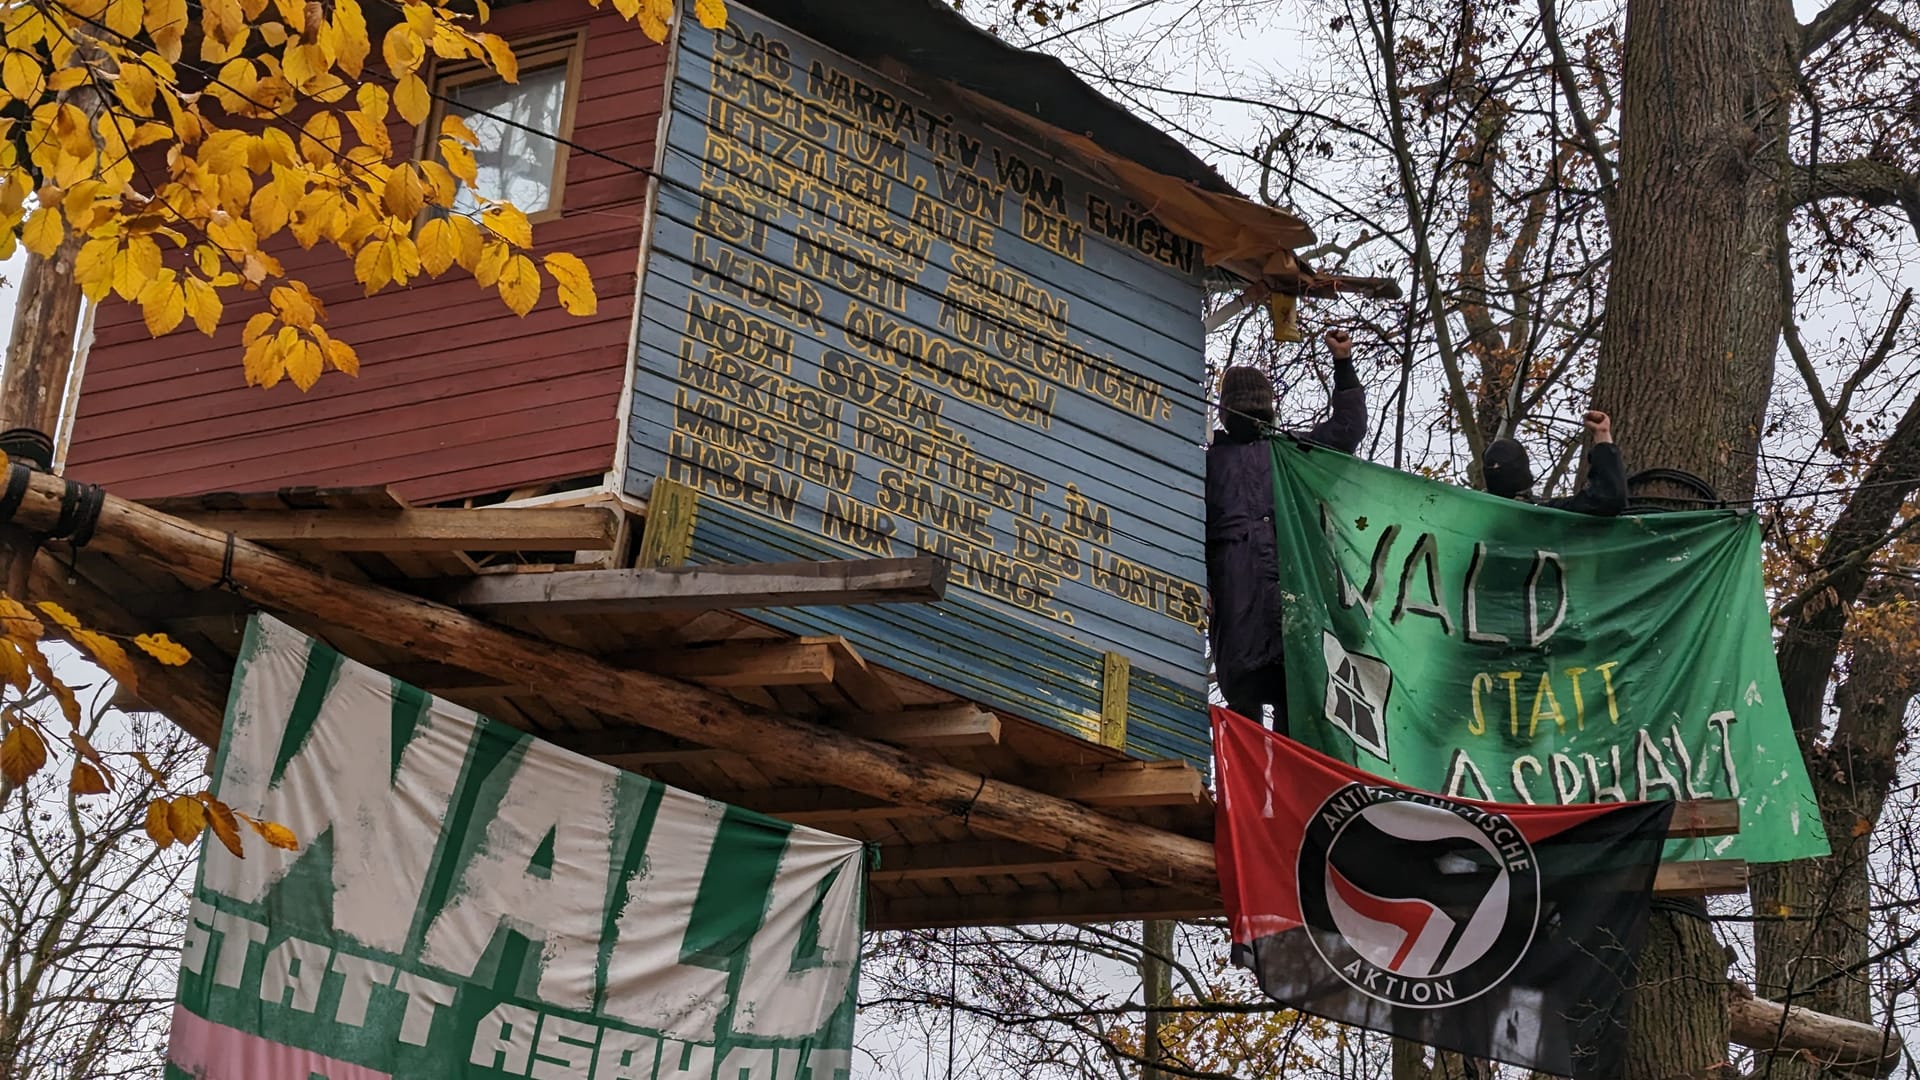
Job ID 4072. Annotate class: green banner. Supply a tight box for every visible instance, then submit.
[168,615,863,1080]
[1268,439,1827,864]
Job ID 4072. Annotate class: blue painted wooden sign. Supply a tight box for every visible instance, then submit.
[625,2,1213,765]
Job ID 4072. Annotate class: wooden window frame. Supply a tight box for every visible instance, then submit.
[419,28,587,225]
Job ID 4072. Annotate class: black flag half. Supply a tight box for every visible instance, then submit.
[1213,706,1676,1079]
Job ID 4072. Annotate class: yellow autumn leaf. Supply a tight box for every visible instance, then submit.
[106,0,144,39]
[440,114,481,146]
[202,795,245,857]
[146,0,190,59]
[636,0,668,41]
[543,251,596,316]
[34,601,82,633]
[73,628,139,691]
[0,643,25,694]
[393,73,430,125]
[383,163,424,220]
[130,751,170,784]
[322,334,358,376]
[244,814,300,851]
[115,60,159,112]
[71,761,111,796]
[332,0,369,76]
[139,274,186,337]
[145,798,176,848]
[21,206,63,258]
[133,632,192,668]
[477,33,517,82]
[1,724,48,787]
[286,335,323,390]
[168,795,207,843]
[353,238,393,293]
[439,136,477,184]
[0,598,42,641]
[182,277,223,336]
[482,204,532,248]
[73,237,119,303]
[270,282,317,328]
[416,216,455,275]
[381,23,425,76]
[474,239,509,287]
[693,0,726,30]
[1,52,44,104]
[498,253,540,316]
[449,214,483,270]
[70,730,108,772]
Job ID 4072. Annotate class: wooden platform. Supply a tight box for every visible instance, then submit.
[69,484,1225,930]
[50,483,1747,928]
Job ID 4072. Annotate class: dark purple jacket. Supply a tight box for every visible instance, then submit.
[1206,360,1366,687]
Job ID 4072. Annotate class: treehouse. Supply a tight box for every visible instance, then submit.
[52,0,1391,927]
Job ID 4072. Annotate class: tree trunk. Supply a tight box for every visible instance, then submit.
[0,245,86,597]
[1592,0,1799,1066]
[1140,920,1172,1080]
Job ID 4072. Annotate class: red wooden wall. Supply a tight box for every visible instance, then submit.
[63,1,668,504]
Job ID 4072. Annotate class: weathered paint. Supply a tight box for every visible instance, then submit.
[64,1,667,504]
[625,3,1212,763]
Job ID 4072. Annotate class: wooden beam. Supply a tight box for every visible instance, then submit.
[837,705,1000,748]
[870,841,1093,883]
[1033,760,1207,808]
[1731,990,1904,1075]
[869,886,1221,930]
[709,787,934,827]
[1099,652,1129,750]
[631,641,838,688]
[1650,859,1747,896]
[170,507,619,552]
[436,558,948,616]
[1668,798,1741,839]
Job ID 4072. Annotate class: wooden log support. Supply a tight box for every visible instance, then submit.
[837,705,1000,748]
[1033,760,1207,808]
[868,841,1078,883]
[1731,989,1903,1076]
[437,558,949,615]
[630,640,839,688]
[869,887,1221,930]
[170,507,620,552]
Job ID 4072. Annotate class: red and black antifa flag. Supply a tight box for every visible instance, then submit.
[1213,706,1674,1079]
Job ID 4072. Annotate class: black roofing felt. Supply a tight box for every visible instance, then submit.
[736,0,1237,194]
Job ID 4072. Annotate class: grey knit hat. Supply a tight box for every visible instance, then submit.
[1220,366,1275,425]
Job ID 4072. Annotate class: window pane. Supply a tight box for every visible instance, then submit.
[447,61,569,215]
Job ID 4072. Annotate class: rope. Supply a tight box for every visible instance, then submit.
[0,463,30,526]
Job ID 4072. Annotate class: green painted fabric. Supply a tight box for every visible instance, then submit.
[167,615,862,1080]
[1267,439,1827,864]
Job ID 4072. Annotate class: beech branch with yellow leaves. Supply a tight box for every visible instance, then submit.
[0,584,297,855]
[0,0,723,389]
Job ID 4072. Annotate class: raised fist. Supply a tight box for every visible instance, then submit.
[1324,329,1353,361]
[1584,409,1613,444]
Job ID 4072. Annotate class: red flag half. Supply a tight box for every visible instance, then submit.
[1213,706,1674,1079]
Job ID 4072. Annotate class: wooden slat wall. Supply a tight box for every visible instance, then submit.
[63,1,666,504]
[622,4,1213,758]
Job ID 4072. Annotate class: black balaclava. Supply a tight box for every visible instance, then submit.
[1482,438,1535,498]
[1220,366,1275,438]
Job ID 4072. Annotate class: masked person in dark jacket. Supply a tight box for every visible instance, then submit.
[1206,329,1368,733]
[1481,410,1626,514]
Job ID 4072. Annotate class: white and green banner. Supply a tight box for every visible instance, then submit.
[167,615,864,1080]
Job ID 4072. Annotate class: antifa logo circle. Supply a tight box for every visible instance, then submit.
[1297,784,1541,1009]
